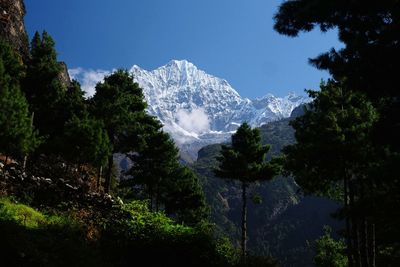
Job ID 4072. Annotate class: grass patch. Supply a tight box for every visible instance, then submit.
[0,198,47,228]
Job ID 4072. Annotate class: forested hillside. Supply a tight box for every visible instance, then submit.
[192,117,342,266]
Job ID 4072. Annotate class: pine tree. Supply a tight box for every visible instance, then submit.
[23,31,67,151]
[62,114,111,169]
[128,129,179,211]
[214,123,280,261]
[127,128,208,225]
[274,3,400,265]
[0,40,37,161]
[283,80,378,267]
[90,70,149,193]
[163,165,209,225]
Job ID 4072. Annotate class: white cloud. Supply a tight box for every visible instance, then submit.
[176,107,210,134]
[69,68,111,98]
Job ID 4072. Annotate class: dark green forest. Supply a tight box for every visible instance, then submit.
[1,1,399,266]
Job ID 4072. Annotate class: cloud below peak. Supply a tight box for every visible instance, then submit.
[176,107,210,134]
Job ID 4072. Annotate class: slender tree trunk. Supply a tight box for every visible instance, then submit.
[104,154,113,194]
[22,155,27,172]
[23,112,34,172]
[155,185,160,212]
[360,184,370,267]
[368,180,376,267]
[370,223,376,267]
[241,181,248,263]
[148,185,153,211]
[5,155,8,165]
[97,166,103,191]
[361,217,370,267]
[350,181,361,267]
[344,175,354,267]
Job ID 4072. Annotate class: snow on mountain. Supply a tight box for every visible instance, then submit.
[130,60,309,144]
[70,60,310,161]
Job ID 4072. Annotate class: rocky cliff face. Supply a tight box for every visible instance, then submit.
[0,0,29,59]
[0,0,73,89]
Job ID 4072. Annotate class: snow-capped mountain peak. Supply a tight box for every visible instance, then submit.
[70,60,310,160]
[129,60,309,146]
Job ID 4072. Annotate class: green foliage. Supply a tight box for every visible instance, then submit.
[90,69,147,141]
[0,40,38,159]
[0,197,242,267]
[284,80,378,195]
[90,69,153,192]
[275,3,400,264]
[128,129,179,205]
[24,31,67,142]
[215,123,281,183]
[126,128,208,225]
[163,165,209,225]
[0,198,46,228]
[215,122,281,259]
[314,226,347,267]
[62,114,111,167]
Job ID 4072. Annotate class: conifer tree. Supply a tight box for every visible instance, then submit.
[0,40,37,161]
[62,114,111,170]
[283,80,378,266]
[128,129,179,210]
[215,123,280,261]
[90,70,148,193]
[163,165,208,225]
[127,128,208,225]
[274,3,400,265]
[23,31,67,151]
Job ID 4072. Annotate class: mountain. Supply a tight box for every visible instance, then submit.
[129,60,309,160]
[70,60,310,160]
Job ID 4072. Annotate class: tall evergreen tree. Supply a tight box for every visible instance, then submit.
[283,81,378,266]
[274,2,400,265]
[127,128,208,225]
[128,129,179,210]
[90,70,149,193]
[214,123,280,261]
[0,40,37,161]
[23,31,67,151]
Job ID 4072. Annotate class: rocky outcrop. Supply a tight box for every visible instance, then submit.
[0,0,29,60]
[58,61,72,88]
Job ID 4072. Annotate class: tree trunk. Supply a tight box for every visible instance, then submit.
[350,181,361,267]
[241,182,248,263]
[370,223,376,267]
[155,185,160,212]
[22,155,27,172]
[104,154,113,194]
[148,185,153,211]
[360,183,370,267]
[361,218,370,267]
[344,175,354,267]
[97,166,103,191]
[23,112,34,172]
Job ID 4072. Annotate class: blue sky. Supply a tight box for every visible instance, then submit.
[24,0,342,98]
